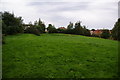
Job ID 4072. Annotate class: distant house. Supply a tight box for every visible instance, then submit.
[57,27,66,33]
[45,28,48,32]
[94,30,102,35]
[23,24,32,30]
[58,27,66,30]
[109,30,112,34]
[90,29,111,37]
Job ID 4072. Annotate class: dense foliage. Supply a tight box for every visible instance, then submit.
[47,24,57,33]
[57,28,65,33]
[24,26,40,36]
[65,21,91,36]
[101,30,110,39]
[112,18,120,41]
[24,19,46,35]
[2,12,24,35]
[1,11,119,41]
[34,19,46,33]
[65,22,74,34]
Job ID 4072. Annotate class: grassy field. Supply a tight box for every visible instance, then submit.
[2,33,118,78]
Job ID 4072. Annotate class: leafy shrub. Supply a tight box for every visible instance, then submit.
[24,26,40,36]
[57,28,66,33]
[64,29,75,34]
[47,24,57,33]
[91,34,100,37]
[101,30,110,39]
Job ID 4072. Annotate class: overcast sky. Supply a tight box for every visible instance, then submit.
[1,0,119,29]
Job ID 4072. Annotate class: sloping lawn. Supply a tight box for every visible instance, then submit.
[2,33,118,78]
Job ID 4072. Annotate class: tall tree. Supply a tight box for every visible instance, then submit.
[83,26,90,36]
[65,22,74,34]
[37,18,46,33]
[67,22,73,30]
[34,20,38,26]
[101,29,110,39]
[2,11,23,35]
[74,21,83,35]
[112,18,120,41]
[47,24,57,33]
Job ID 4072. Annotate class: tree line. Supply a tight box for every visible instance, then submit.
[1,11,120,44]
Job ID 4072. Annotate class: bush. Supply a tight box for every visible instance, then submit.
[24,26,40,36]
[64,29,74,34]
[49,28,57,33]
[101,30,110,39]
[57,29,65,33]
[91,34,100,37]
[47,24,57,33]
[83,29,91,36]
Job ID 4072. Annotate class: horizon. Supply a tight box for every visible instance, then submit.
[1,0,119,29]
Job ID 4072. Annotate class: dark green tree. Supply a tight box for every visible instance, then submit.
[65,22,74,34]
[101,29,110,39]
[112,18,120,41]
[24,26,40,36]
[47,24,57,33]
[34,20,38,26]
[2,21,7,34]
[74,21,83,35]
[37,18,46,33]
[2,11,24,35]
[83,26,91,36]
[67,22,73,30]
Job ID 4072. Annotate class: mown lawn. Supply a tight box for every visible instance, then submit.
[2,33,118,78]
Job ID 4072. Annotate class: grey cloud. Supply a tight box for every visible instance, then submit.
[28,2,117,13]
[1,0,118,29]
[28,2,92,12]
[28,2,65,6]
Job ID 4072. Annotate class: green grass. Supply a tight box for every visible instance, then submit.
[2,33,118,78]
